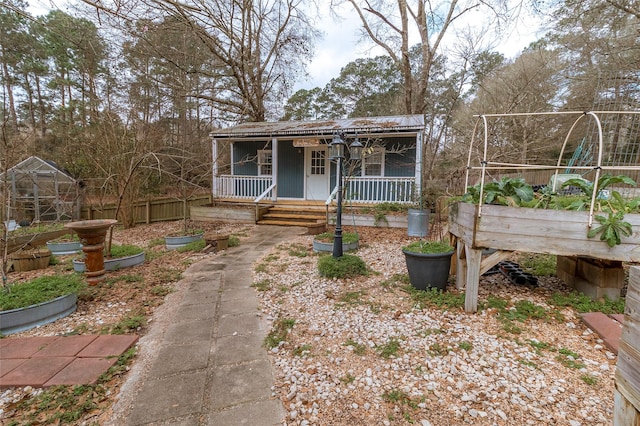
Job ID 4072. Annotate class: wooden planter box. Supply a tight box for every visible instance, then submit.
[9,249,52,272]
[190,205,256,224]
[450,202,640,261]
[449,202,640,312]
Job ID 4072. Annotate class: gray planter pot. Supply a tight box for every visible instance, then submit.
[73,251,145,272]
[0,293,77,335]
[408,208,430,237]
[165,233,204,250]
[312,238,359,253]
[46,240,83,255]
[403,249,454,291]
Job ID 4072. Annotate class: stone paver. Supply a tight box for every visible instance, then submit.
[44,357,119,386]
[582,312,622,354]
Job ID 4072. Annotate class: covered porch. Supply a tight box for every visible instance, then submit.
[211,115,425,207]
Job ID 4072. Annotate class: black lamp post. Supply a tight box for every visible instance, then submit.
[329,133,363,258]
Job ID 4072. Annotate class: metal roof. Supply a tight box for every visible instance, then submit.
[211,115,425,139]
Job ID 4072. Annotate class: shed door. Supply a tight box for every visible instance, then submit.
[305,148,329,200]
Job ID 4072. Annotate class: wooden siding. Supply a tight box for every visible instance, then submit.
[233,141,268,175]
[277,140,304,198]
[80,195,212,224]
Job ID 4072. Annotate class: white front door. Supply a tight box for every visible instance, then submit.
[305,147,329,200]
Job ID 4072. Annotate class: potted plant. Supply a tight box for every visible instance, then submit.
[312,231,359,253]
[402,239,454,291]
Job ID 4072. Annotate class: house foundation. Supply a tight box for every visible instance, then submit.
[556,256,625,301]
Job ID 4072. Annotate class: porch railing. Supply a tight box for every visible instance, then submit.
[345,177,415,203]
[219,175,415,203]
[326,177,416,205]
[218,175,273,199]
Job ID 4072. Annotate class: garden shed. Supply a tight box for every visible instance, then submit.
[1,156,81,223]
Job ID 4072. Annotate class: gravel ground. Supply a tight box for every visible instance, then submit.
[1,224,618,425]
[254,227,617,426]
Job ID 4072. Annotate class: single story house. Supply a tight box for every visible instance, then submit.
[211,115,425,206]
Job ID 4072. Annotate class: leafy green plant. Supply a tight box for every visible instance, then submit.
[228,235,240,247]
[588,210,632,247]
[318,254,367,278]
[463,177,534,206]
[562,174,639,247]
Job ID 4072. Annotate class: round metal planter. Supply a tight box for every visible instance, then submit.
[0,293,77,335]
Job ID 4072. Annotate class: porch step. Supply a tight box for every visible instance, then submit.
[257,205,328,232]
[261,212,325,222]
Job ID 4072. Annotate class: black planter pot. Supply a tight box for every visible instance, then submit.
[402,249,454,291]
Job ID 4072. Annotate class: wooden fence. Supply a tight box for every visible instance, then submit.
[80,195,212,224]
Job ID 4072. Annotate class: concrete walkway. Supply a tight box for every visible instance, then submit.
[111,225,306,426]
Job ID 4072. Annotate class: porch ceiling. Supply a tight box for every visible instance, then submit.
[211,115,425,139]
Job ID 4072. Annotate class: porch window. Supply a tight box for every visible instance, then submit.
[362,147,384,176]
[258,150,272,175]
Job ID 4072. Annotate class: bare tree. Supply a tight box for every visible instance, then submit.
[81,0,319,122]
[331,0,513,115]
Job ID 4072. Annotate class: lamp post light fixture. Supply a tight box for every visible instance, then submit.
[330,132,362,258]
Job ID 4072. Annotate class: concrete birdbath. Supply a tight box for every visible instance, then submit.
[64,219,117,285]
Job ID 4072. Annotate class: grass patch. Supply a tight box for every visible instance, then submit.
[344,339,367,355]
[337,290,366,307]
[517,253,557,276]
[580,375,598,385]
[287,243,309,257]
[314,232,359,244]
[458,341,473,351]
[377,337,401,358]
[381,273,410,289]
[0,274,86,310]
[111,314,146,334]
[109,244,143,257]
[548,291,624,314]
[405,286,464,309]
[264,318,295,349]
[228,235,240,247]
[150,285,173,297]
[251,279,271,291]
[176,239,206,252]
[293,344,312,357]
[318,254,367,279]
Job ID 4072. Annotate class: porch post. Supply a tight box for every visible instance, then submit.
[272,137,278,201]
[212,138,218,198]
[415,130,423,202]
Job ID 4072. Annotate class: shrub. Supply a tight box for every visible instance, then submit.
[318,254,367,278]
